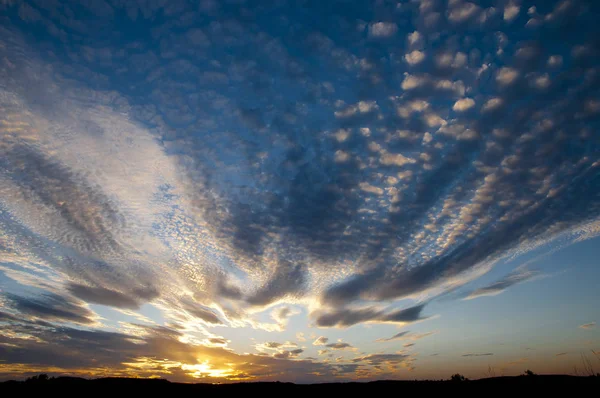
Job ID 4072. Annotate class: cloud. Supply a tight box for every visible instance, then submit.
[0,0,600,382]
[579,322,596,330]
[401,74,427,90]
[179,299,222,325]
[375,330,436,343]
[313,336,329,346]
[464,269,541,300]
[208,338,228,345]
[404,50,425,65]
[273,349,304,359]
[315,304,427,328]
[246,263,307,307]
[496,67,519,86]
[271,306,300,330]
[548,55,563,67]
[4,293,96,325]
[375,331,410,343]
[325,342,353,350]
[0,316,342,383]
[462,353,494,357]
[453,98,476,112]
[482,98,503,112]
[368,22,397,38]
[352,353,411,367]
[67,283,157,310]
[448,2,481,23]
[504,2,520,21]
[407,31,422,47]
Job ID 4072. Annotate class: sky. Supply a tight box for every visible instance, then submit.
[0,0,599,383]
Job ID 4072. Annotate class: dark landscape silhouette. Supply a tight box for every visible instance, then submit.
[1,373,599,393]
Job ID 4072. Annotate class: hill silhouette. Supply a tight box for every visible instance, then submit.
[1,374,598,393]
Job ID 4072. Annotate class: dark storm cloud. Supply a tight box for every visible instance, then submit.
[4,292,95,324]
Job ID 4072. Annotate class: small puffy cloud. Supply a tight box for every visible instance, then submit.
[532,73,551,89]
[325,342,353,350]
[359,182,384,196]
[435,79,465,96]
[453,98,475,112]
[334,101,378,118]
[407,31,422,47]
[448,2,481,23]
[424,113,447,128]
[273,349,304,359]
[404,50,426,65]
[504,2,520,21]
[585,100,600,114]
[380,152,417,167]
[397,100,430,118]
[579,322,596,330]
[255,341,298,351]
[436,52,467,69]
[402,74,426,90]
[496,67,519,86]
[548,55,563,67]
[438,124,478,141]
[313,336,329,346]
[333,129,351,142]
[334,150,351,163]
[368,22,397,38]
[482,97,503,112]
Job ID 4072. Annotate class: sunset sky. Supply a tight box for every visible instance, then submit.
[0,0,599,383]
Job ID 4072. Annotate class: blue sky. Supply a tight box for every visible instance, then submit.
[0,0,599,382]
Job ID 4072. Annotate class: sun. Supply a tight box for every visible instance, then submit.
[181,361,234,379]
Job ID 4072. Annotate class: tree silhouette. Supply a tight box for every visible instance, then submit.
[26,374,49,383]
[523,369,537,377]
[450,373,467,382]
